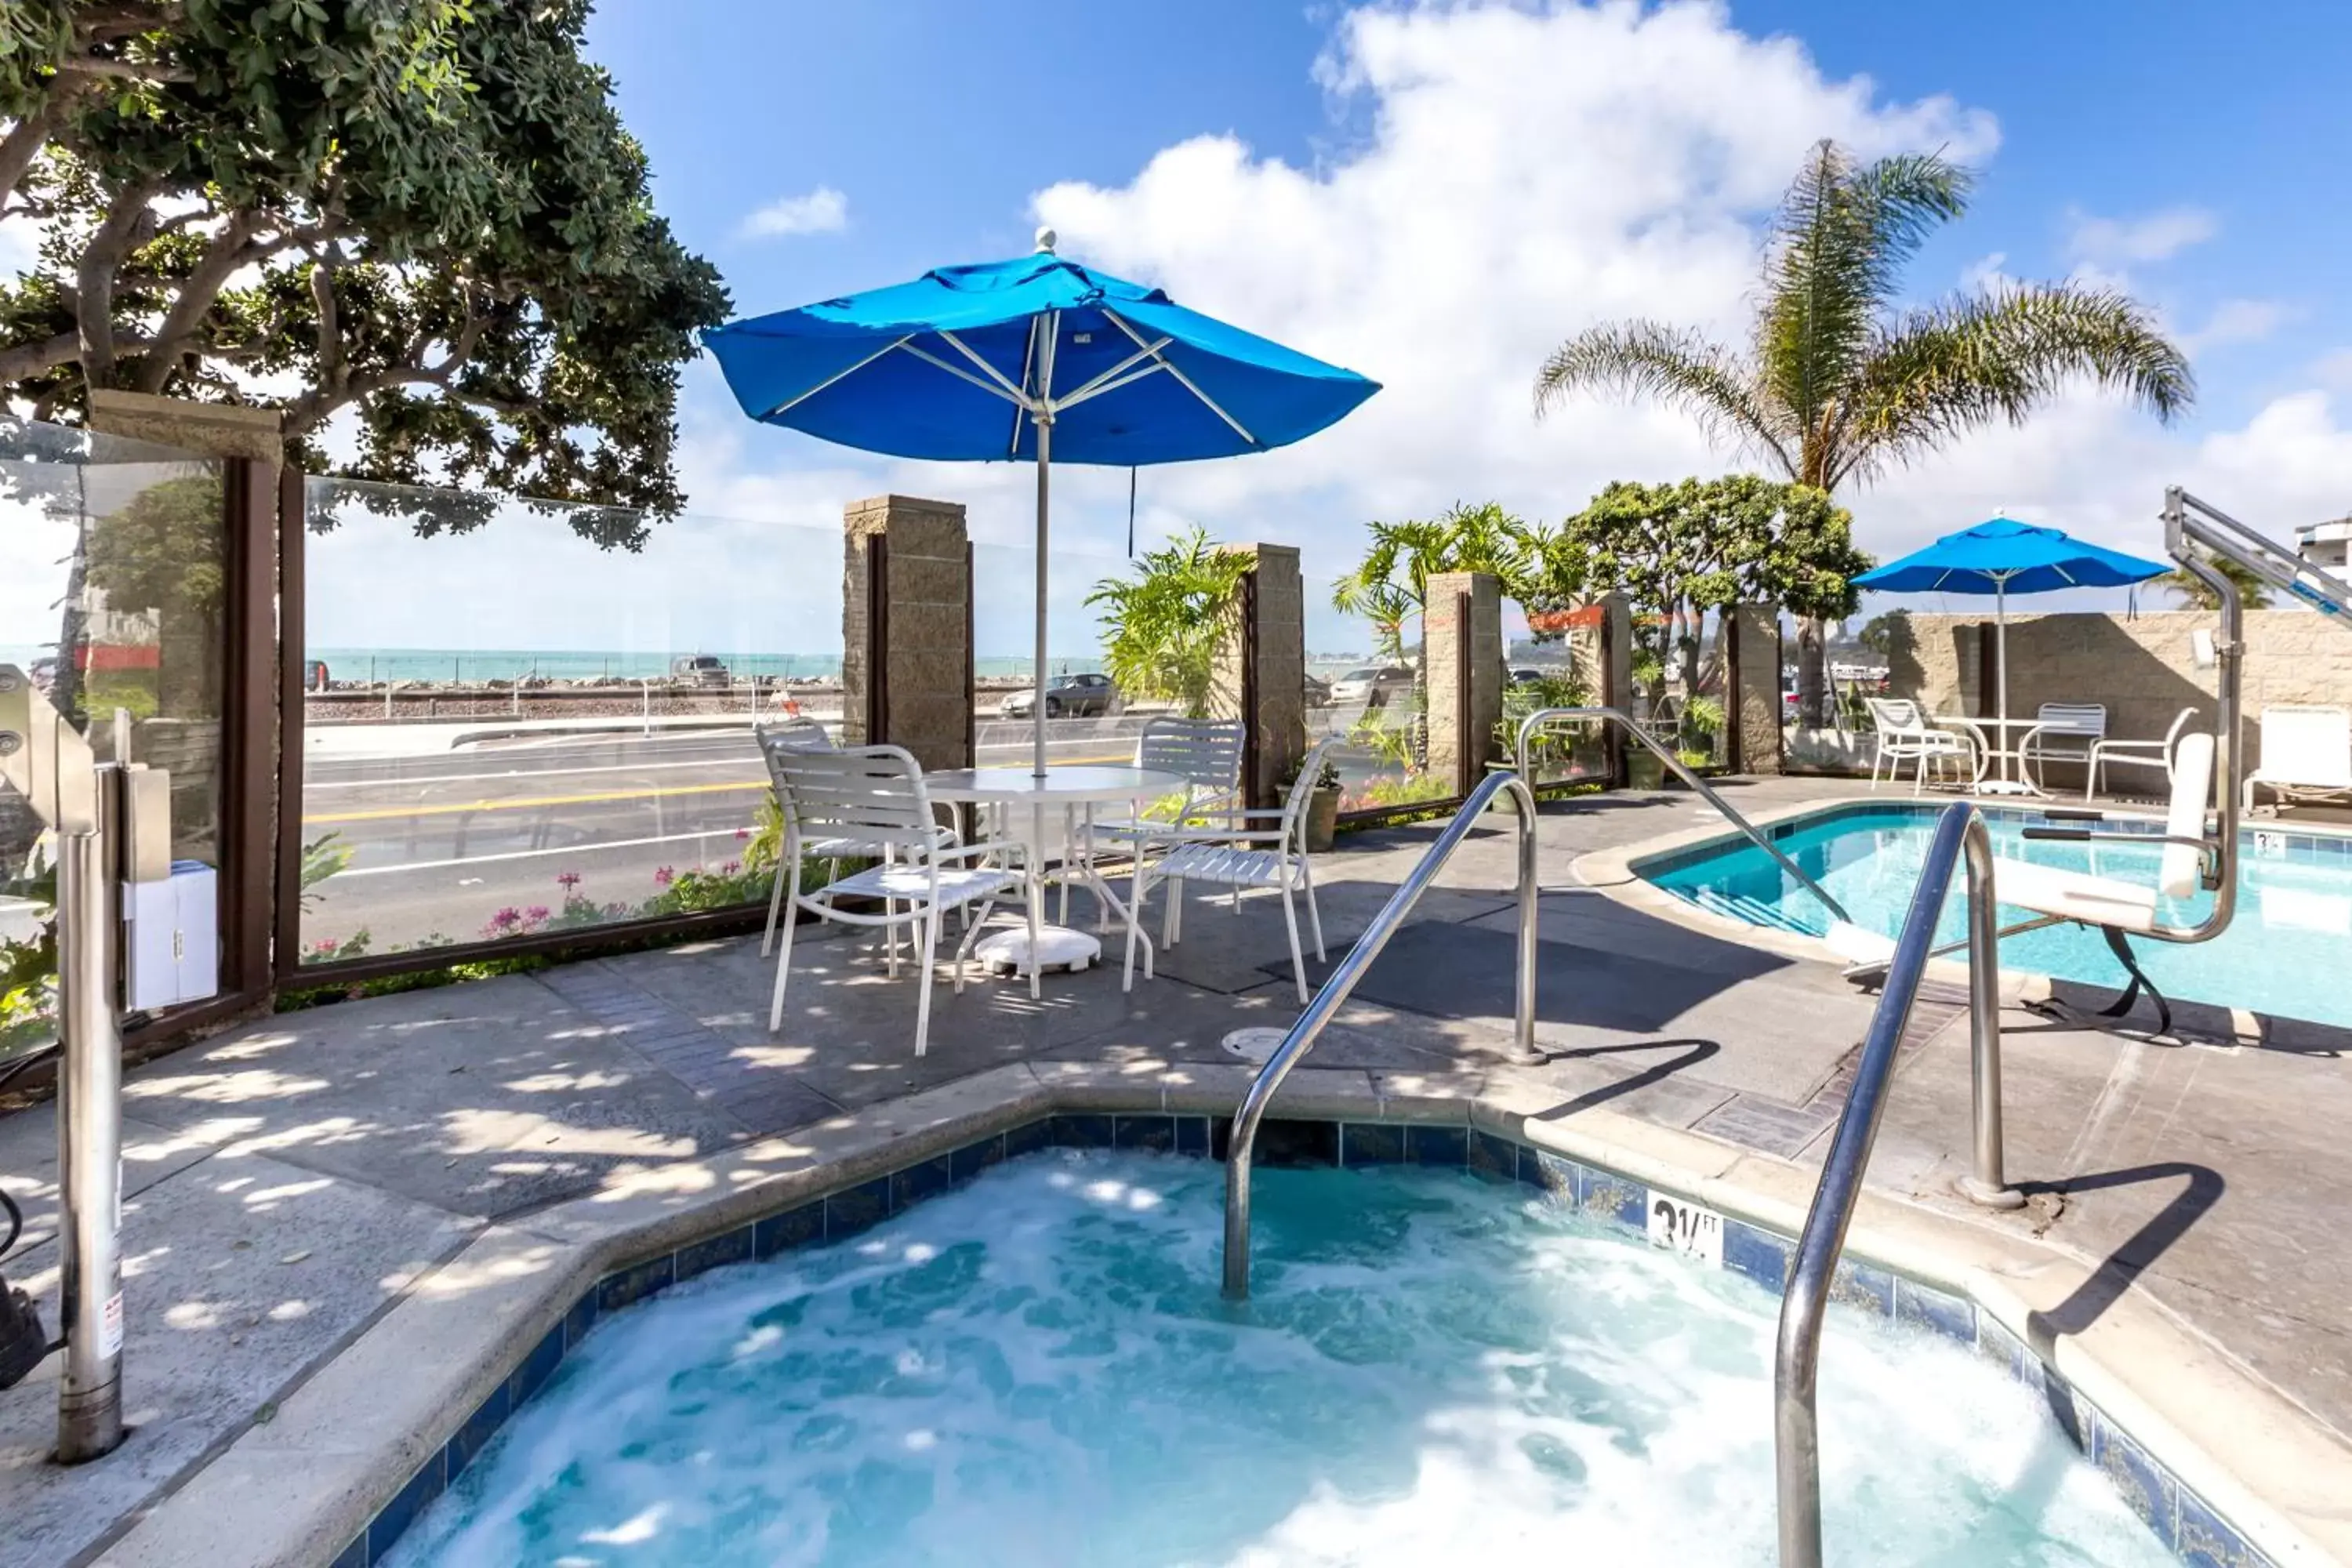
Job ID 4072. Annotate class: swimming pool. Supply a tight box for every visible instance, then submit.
[1640,802,2352,1027]
[387,1150,2171,1566]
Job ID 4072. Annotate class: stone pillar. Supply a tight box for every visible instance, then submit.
[1210,543,1305,811]
[840,495,971,772]
[1728,602,1784,775]
[1425,570,1503,797]
[1599,593,1635,786]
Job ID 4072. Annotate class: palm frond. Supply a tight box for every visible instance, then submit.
[1534,320,1795,477]
[1829,282,2194,488]
[1757,142,1973,459]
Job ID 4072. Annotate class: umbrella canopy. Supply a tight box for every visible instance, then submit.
[705,245,1379,463]
[704,234,1378,777]
[1853,517,2165,595]
[1853,518,2165,782]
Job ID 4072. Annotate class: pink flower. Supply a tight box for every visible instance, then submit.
[720,861,740,876]
[653,866,674,887]
[556,871,582,891]
[733,827,750,842]
[488,907,522,930]
[524,906,550,924]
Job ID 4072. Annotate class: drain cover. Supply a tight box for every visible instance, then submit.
[1220,1026,1288,1065]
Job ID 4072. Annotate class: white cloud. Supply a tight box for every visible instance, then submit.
[2181,297,2291,353]
[678,1,2350,653]
[739,186,849,239]
[2063,204,2217,267]
[2312,348,2352,390]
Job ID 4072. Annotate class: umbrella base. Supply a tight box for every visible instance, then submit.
[974,925,1101,976]
[1974,779,2040,797]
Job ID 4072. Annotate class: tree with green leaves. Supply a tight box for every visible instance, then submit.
[0,1,727,543]
[1546,476,1868,741]
[1086,527,1253,718]
[1534,140,2191,724]
[2161,547,2274,611]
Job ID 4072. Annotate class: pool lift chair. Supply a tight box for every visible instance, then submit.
[1838,485,2352,1036]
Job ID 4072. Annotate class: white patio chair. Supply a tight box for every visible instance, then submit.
[2019,703,2107,794]
[764,745,1026,1056]
[2005,731,2216,1035]
[1128,739,1337,1004]
[1864,697,1978,795]
[2084,706,2198,801]
[2242,704,2352,814]
[1080,717,1245,923]
[756,721,962,959]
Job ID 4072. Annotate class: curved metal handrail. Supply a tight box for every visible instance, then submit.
[1514,706,1852,924]
[1221,767,1540,1301]
[1775,801,2005,1567]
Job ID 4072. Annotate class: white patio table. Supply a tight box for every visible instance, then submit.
[1933,713,2045,797]
[924,764,1185,989]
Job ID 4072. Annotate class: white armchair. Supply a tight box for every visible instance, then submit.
[2084,707,2198,801]
[1864,697,1979,795]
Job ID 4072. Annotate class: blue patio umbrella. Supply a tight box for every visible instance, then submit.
[1854,516,2166,738]
[704,230,1380,776]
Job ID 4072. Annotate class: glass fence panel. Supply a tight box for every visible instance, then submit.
[2,418,228,1051]
[1298,543,1446,811]
[297,477,844,963]
[969,537,1131,770]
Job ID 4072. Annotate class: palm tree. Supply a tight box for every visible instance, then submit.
[2160,547,2274,611]
[1534,140,2194,724]
[1086,526,1254,717]
[1332,501,1541,666]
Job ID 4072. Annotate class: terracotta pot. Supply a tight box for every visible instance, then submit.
[1304,786,1341,851]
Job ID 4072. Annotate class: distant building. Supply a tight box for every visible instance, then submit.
[2297,514,2352,583]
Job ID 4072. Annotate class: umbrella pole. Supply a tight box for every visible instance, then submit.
[1033,413,1051,780]
[1995,576,2010,783]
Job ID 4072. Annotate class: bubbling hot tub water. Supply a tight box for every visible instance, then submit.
[390,1152,2171,1566]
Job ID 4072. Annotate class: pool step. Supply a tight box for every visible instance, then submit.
[1679,887,1821,938]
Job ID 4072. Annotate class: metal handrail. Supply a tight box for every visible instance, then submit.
[1775,802,2005,1567]
[1221,767,1540,1301]
[1515,706,1852,924]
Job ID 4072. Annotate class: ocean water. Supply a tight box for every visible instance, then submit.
[1646,803,2352,1027]
[387,1152,2171,1567]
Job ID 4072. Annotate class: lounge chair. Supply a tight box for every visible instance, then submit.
[764,745,1028,1056]
[2006,731,2216,1034]
[1864,697,1978,795]
[2241,704,2352,814]
[2018,703,2106,795]
[2084,706,2198,802]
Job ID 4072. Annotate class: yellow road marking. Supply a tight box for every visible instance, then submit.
[301,750,1138,825]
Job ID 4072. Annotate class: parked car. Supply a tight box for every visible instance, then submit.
[999,671,1119,718]
[672,655,731,688]
[1303,673,1334,708]
[1330,665,1414,708]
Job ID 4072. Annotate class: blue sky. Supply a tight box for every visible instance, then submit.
[282,2,2352,659]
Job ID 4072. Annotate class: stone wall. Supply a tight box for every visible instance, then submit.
[1209,543,1305,809]
[840,495,971,772]
[1729,603,1782,775]
[1889,608,2352,774]
[1424,570,1502,795]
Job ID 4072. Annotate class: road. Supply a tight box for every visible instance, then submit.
[296,710,1411,958]
[298,721,1156,956]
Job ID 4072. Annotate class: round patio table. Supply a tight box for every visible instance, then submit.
[924,765,1185,989]
[1935,713,2053,797]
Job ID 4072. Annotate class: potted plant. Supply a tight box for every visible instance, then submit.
[1287,753,1345,851]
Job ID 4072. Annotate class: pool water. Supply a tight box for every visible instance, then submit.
[390,1152,2169,1566]
[1645,804,2352,1028]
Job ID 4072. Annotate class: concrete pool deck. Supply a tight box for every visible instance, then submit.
[2,775,2350,1564]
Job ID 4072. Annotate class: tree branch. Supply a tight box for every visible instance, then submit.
[75,179,160,390]
[0,96,72,216]
[131,209,260,392]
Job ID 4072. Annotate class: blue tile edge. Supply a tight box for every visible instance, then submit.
[344,1113,2272,1568]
